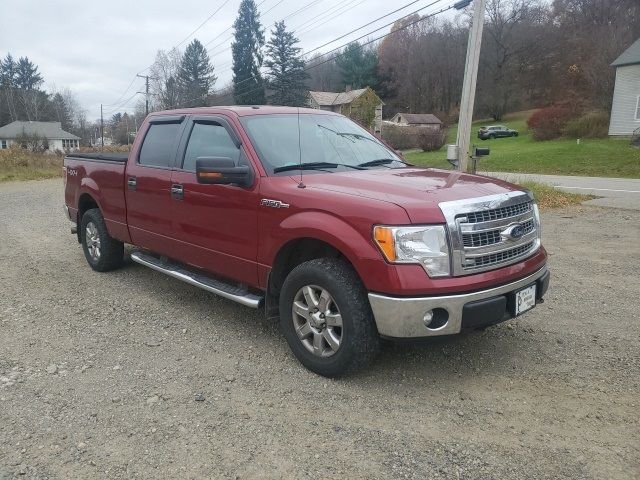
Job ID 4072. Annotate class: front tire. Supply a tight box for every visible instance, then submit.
[279,258,380,377]
[80,208,124,272]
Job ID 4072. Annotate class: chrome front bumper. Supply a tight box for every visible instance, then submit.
[368,266,548,338]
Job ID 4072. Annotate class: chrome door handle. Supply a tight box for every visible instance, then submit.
[171,184,183,199]
[127,177,137,190]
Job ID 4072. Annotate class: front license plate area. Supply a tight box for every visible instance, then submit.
[514,284,536,316]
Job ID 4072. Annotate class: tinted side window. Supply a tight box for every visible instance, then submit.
[138,122,182,168]
[182,122,240,172]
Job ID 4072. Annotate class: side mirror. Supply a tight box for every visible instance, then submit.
[195,157,253,187]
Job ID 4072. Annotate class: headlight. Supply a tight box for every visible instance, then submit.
[373,225,450,277]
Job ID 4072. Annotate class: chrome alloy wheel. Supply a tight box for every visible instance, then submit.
[85,221,101,261]
[292,285,343,357]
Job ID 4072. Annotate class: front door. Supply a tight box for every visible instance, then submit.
[169,116,260,287]
[125,115,186,257]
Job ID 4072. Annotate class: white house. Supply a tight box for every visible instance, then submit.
[609,38,640,136]
[0,121,80,151]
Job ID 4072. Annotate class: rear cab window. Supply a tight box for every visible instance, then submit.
[138,118,184,168]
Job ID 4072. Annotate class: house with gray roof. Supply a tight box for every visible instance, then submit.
[609,38,640,136]
[389,113,443,132]
[308,87,383,134]
[0,121,80,151]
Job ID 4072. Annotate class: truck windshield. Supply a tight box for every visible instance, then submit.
[240,114,404,174]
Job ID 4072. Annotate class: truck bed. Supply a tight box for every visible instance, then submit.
[64,153,130,243]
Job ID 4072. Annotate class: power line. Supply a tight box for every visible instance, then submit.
[205,0,324,60]
[303,0,426,57]
[103,75,138,107]
[223,0,449,96]
[211,0,425,81]
[171,0,455,109]
[174,0,232,49]
[105,0,234,107]
[295,0,366,36]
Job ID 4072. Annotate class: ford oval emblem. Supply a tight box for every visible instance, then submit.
[502,223,525,241]
[510,224,524,239]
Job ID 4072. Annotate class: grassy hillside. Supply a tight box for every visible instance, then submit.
[404,111,640,178]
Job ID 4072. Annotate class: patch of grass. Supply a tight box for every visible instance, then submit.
[521,181,594,209]
[0,149,63,182]
[404,112,640,178]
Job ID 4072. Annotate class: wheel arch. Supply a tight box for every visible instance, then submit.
[76,192,101,242]
[265,233,372,321]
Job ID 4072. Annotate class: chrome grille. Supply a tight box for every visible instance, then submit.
[464,201,532,223]
[440,192,541,276]
[463,230,501,247]
[462,218,535,247]
[465,242,535,269]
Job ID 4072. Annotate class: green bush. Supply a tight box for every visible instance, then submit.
[563,111,609,139]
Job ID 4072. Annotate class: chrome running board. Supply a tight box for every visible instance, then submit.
[130,251,263,309]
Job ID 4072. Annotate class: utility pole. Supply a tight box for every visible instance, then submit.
[100,104,104,148]
[137,74,156,116]
[456,0,486,172]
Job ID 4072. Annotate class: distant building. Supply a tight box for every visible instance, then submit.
[390,113,443,132]
[609,38,640,136]
[308,87,383,134]
[0,121,80,151]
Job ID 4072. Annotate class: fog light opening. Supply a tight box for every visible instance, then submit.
[424,308,449,330]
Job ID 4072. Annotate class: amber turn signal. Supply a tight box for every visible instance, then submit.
[373,226,396,262]
[197,172,223,179]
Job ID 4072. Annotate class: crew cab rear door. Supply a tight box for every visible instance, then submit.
[168,115,260,287]
[125,115,186,257]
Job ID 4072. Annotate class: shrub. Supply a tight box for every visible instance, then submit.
[381,123,447,150]
[527,106,576,141]
[563,111,609,139]
[418,130,446,152]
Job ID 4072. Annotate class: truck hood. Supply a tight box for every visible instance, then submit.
[298,167,524,223]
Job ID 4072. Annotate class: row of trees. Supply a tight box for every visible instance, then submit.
[306,0,639,122]
[0,54,92,143]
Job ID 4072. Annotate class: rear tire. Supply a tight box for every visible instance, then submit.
[279,258,380,377]
[80,208,124,272]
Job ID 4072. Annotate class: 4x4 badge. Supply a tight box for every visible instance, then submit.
[260,199,290,209]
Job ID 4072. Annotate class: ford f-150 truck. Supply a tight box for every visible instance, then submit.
[63,106,549,377]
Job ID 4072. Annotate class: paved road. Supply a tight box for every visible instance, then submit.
[480,171,640,210]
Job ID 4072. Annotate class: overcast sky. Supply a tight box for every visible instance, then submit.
[1,0,459,120]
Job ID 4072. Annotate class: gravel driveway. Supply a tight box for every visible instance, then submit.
[1,179,638,479]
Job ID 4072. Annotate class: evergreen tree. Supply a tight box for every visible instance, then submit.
[264,21,308,106]
[335,42,378,90]
[176,39,215,107]
[15,56,43,90]
[51,92,73,130]
[0,54,17,87]
[231,0,265,105]
[159,76,180,110]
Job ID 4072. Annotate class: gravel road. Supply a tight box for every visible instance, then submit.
[1,179,638,479]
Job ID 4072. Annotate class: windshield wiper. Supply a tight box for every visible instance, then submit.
[273,162,365,173]
[357,158,409,168]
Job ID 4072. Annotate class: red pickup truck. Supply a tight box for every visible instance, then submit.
[63,106,549,377]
